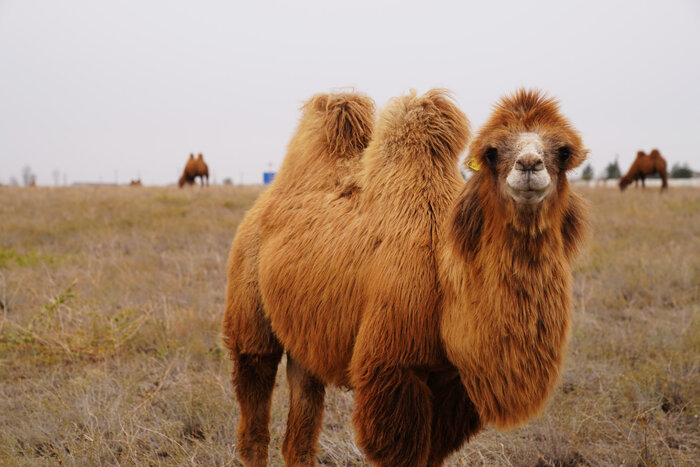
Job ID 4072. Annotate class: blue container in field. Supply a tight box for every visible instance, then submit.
[263,172,276,184]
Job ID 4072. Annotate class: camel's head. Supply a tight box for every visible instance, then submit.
[468,89,586,214]
[618,175,632,191]
[178,174,186,188]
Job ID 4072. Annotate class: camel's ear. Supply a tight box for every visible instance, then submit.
[461,145,497,179]
[561,192,589,260]
[559,144,587,172]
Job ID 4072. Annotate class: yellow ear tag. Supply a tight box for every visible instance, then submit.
[467,157,482,171]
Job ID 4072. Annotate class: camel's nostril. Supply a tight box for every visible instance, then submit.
[516,156,544,172]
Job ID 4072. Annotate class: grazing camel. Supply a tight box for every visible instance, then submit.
[619,149,668,191]
[128,179,142,186]
[178,153,209,187]
[223,89,588,466]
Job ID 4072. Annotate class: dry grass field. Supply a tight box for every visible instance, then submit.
[0,185,698,466]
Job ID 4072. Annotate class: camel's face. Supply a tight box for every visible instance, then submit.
[503,132,553,205]
[484,130,573,207]
[470,90,585,212]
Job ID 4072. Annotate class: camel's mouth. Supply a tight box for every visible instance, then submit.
[505,183,552,205]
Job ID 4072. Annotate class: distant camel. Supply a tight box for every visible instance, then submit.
[179,153,209,187]
[129,179,142,187]
[619,149,668,191]
[223,89,588,466]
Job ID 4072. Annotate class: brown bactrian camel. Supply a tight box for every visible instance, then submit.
[223,91,375,464]
[619,149,668,191]
[178,153,209,187]
[222,89,588,466]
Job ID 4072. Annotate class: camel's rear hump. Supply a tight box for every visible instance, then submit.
[308,93,375,159]
[271,92,375,191]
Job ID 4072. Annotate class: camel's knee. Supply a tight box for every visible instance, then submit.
[282,356,325,466]
[352,366,432,467]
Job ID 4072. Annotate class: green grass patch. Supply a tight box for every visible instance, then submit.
[0,248,65,268]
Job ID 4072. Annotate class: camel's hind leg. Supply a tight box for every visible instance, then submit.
[426,370,482,466]
[225,302,282,466]
[282,355,326,466]
[223,226,283,466]
[232,350,282,466]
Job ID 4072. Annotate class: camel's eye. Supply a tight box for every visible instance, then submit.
[484,147,498,165]
[558,146,571,164]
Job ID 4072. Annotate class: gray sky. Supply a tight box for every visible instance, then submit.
[1,0,699,185]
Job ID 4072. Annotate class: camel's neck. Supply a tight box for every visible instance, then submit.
[440,176,578,428]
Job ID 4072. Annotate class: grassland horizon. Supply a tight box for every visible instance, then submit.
[0,185,698,466]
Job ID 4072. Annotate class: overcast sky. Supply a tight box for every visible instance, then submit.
[1,0,699,185]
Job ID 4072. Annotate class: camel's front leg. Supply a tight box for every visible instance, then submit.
[425,370,482,467]
[282,355,326,466]
[352,365,432,467]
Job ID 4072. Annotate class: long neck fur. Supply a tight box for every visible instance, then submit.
[440,170,586,428]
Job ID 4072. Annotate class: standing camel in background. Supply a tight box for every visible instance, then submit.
[619,149,668,191]
[178,153,209,187]
[223,89,589,466]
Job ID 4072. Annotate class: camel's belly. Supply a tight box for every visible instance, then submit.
[257,232,364,387]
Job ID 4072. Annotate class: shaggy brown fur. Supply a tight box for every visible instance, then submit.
[440,90,589,431]
[619,149,668,191]
[179,153,209,187]
[223,89,588,466]
[129,179,142,186]
[223,92,375,466]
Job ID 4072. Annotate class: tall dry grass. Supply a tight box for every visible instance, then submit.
[0,185,697,466]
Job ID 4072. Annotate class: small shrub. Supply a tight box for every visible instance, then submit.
[670,163,693,178]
